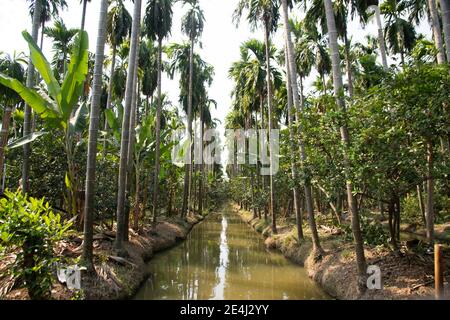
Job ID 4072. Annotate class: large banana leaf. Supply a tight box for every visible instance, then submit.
[22,31,61,105]
[7,131,47,149]
[0,73,60,120]
[105,109,121,142]
[69,102,88,135]
[61,31,89,121]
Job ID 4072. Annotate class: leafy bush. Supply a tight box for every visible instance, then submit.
[402,194,424,225]
[0,190,72,299]
[435,193,450,224]
[343,214,389,247]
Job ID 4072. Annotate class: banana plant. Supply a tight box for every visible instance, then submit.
[105,99,183,227]
[0,30,89,217]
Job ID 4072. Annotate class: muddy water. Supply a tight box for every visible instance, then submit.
[134,205,329,300]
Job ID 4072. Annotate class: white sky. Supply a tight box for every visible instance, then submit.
[0,0,433,134]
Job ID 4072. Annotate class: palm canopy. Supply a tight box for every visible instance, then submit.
[107,0,132,47]
[233,0,280,33]
[229,38,280,116]
[290,19,331,79]
[167,42,214,118]
[44,18,79,75]
[381,0,417,58]
[144,0,173,42]
[0,53,26,106]
[181,0,205,42]
[140,39,159,98]
[305,0,348,39]
[27,0,68,26]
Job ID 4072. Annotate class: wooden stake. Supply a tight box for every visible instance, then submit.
[434,244,443,300]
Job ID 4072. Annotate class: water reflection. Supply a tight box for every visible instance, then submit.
[212,216,228,299]
[134,206,329,300]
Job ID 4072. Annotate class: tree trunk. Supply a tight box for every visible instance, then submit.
[141,173,148,220]
[324,0,366,287]
[182,36,195,218]
[82,0,108,271]
[371,5,389,70]
[442,0,450,62]
[282,0,321,248]
[22,0,42,194]
[167,186,173,216]
[115,0,141,254]
[344,34,354,97]
[426,140,435,245]
[125,50,140,241]
[259,96,268,220]
[103,44,117,155]
[81,0,108,271]
[428,0,446,63]
[133,166,140,231]
[81,0,88,31]
[388,197,399,251]
[198,114,204,216]
[152,38,163,224]
[417,184,426,226]
[284,39,303,240]
[0,105,12,193]
[255,110,261,217]
[263,19,277,235]
[40,21,45,50]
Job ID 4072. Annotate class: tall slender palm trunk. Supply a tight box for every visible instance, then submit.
[81,0,88,31]
[22,0,42,194]
[115,0,142,253]
[428,0,446,64]
[103,44,117,155]
[198,111,204,216]
[182,36,195,218]
[442,0,450,62]
[281,0,322,251]
[133,164,141,231]
[259,96,268,220]
[344,35,354,97]
[323,0,366,288]
[425,0,447,245]
[152,38,163,224]
[125,46,140,241]
[40,21,45,49]
[263,19,277,234]
[82,0,108,271]
[284,43,303,241]
[371,5,389,70]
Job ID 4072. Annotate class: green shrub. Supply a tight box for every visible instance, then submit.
[343,214,389,247]
[0,190,72,299]
[402,194,424,224]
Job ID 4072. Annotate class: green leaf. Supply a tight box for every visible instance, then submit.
[69,102,88,134]
[1,231,10,242]
[105,109,121,141]
[22,31,61,104]
[60,31,89,120]
[0,73,60,120]
[65,172,72,190]
[105,109,118,131]
[7,131,47,149]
